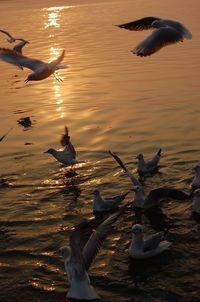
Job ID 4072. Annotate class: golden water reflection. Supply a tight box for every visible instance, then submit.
[43,6,71,29]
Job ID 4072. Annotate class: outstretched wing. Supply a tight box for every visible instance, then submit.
[69,230,86,278]
[148,188,191,204]
[117,17,160,31]
[0,29,15,42]
[0,48,44,71]
[83,213,118,271]
[48,50,65,70]
[60,126,70,146]
[109,150,141,186]
[133,27,183,56]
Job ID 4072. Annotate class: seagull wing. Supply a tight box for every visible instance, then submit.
[83,213,118,271]
[117,17,161,31]
[69,230,86,279]
[0,48,44,71]
[133,27,183,56]
[0,29,15,41]
[48,50,65,70]
[143,232,163,252]
[147,188,191,205]
[109,150,141,186]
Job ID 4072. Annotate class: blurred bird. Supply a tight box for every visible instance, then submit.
[117,16,192,56]
[0,127,13,142]
[59,213,118,300]
[192,164,200,189]
[13,39,30,54]
[0,29,28,43]
[92,188,129,212]
[45,126,80,165]
[136,148,162,173]
[129,224,171,259]
[109,150,191,209]
[192,189,200,214]
[0,48,67,82]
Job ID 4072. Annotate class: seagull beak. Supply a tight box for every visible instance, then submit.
[25,79,29,84]
[44,150,48,153]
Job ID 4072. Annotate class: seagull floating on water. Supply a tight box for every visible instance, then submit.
[0,48,66,82]
[136,148,162,174]
[59,213,118,300]
[192,189,200,214]
[92,188,129,212]
[117,16,192,56]
[109,150,191,209]
[128,224,171,259]
[45,126,80,165]
[192,164,200,189]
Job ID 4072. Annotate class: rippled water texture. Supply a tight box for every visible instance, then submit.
[0,0,200,301]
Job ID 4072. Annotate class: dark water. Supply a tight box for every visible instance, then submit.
[0,0,200,301]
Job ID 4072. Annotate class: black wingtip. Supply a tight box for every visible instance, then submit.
[157,148,162,157]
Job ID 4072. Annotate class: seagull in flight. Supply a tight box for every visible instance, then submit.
[0,29,29,43]
[13,39,30,54]
[136,148,162,174]
[45,126,80,165]
[59,213,118,300]
[92,188,129,212]
[129,224,171,259]
[109,150,191,209]
[117,17,192,56]
[0,48,67,82]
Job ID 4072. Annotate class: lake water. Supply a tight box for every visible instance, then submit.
[0,0,200,301]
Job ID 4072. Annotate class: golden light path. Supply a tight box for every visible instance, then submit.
[43,6,72,29]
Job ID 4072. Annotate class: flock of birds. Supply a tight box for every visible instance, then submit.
[0,16,195,301]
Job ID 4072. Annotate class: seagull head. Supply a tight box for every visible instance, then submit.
[44,148,55,154]
[193,164,200,173]
[59,246,71,260]
[93,188,100,196]
[194,189,200,198]
[25,73,37,83]
[136,153,144,160]
[132,224,143,234]
[133,185,142,193]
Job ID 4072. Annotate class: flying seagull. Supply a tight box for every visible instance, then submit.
[128,224,171,259]
[59,213,118,300]
[109,150,191,209]
[0,29,29,43]
[92,188,129,212]
[44,126,80,165]
[0,48,67,82]
[117,16,192,56]
[136,148,162,174]
[13,39,30,54]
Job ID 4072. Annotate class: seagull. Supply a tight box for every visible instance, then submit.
[128,224,171,259]
[59,213,118,300]
[192,164,200,189]
[13,39,29,54]
[45,126,80,165]
[192,189,200,214]
[92,188,129,212]
[0,29,28,43]
[136,148,162,174]
[0,48,67,82]
[117,16,192,56]
[109,150,191,209]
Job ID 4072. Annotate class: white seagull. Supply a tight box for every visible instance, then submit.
[109,150,191,209]
[128,224,171,259]
[92,188,129,212]
[192,164,200,189]
[45,126,80,165]
[0,48,67,82]
[59,213,118,300]
[117,16,192,56]
[192,189,200,214]
[136,148,162,174]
